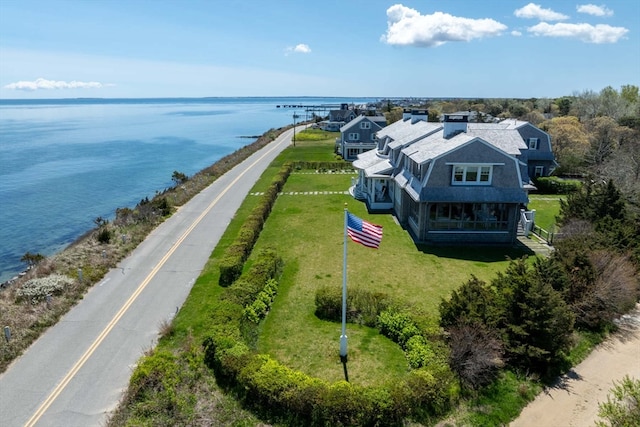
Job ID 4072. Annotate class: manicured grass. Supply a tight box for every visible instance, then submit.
[528,194,564,232]
[252,167,530,387]
[279,134,342,162]
[294,128,339,141]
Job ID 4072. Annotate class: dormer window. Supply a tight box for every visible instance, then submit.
[528,138,539,149]
[360,121,371,129]
[452,164,493,185]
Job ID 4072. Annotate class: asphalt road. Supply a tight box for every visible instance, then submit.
[0,128,296,427]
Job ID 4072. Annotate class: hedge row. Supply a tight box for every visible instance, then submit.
[202,282,458,426]
[218,164,293,286]
[533,176,582,194]
[243,278,278,324]
[204,336,456,426]
[291,161,354,172]
[314,286,450,372]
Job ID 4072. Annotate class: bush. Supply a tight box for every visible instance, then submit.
[596,375,640,427]
[16,274,75,303]
[534,176,582,194]
[243,279,279,324]
[314,285,390,327]
[218,164,292,286]
[96,226,113,244]
[447,323,504,389]
[377,309,420,348]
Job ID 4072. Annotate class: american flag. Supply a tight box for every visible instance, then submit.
[346,212,383,249]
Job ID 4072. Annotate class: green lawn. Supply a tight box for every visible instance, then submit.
[150,135,564,425]
[251,164,530,386]
[528,194,564,232]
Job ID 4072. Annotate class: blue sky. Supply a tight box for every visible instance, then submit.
[1,0,638,99]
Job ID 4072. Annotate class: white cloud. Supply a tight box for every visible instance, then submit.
[381,4,507,47]
[528,22,628,43]
[4,77,110,91]
[514,3,569,21]
[511,30,523,36]
[285,44,311,55]
[577,4,613,17]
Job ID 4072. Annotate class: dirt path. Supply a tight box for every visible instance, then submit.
[511,304,640,427]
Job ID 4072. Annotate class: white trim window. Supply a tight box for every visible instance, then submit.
[528,138,539,149]
[452,164,493,185]
[360,121,371,129]
[348,132,360,141]
[534,165,545,177]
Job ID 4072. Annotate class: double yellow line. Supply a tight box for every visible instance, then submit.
[25,131,291,426]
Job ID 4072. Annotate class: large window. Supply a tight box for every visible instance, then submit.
[452,165,493,185]
[428,202,510,231]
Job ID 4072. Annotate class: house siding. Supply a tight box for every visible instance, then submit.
[426,141,521,190]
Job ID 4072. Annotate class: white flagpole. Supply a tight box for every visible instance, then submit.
[340,205,348,361]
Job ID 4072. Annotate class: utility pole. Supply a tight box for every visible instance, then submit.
[292,112,299,147]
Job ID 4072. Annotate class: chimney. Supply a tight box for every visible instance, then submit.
[410,109,428,124]
[443,112,469,138]
[402,108,412,121]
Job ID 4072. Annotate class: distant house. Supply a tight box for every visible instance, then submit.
[351,111,558,244]
[337,115,387,161]
[320,104,358,131]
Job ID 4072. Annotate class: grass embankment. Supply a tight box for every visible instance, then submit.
[112,131,560,425]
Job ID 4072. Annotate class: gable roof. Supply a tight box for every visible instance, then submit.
[352,149,392,177]
[340,115,384,133]
[329,109,356,121]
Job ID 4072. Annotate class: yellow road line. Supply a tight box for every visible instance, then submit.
[24,131,291,427]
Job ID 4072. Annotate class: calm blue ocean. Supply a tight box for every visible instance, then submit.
[0,97,374,282]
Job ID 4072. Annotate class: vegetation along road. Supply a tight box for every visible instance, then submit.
[0,127,298,427]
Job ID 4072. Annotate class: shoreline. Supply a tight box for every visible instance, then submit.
[0,123,297,289]
[0,125,297,289]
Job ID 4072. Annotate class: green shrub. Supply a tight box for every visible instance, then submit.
[377,309,419,347]
[218,252,244,287]
[218,164,292,286]
[96,226,113,244]
[596,375,640,427]
[314,285,391,327]
[534,176,582,194]
[405,335,436,369]
[243,279,279,324]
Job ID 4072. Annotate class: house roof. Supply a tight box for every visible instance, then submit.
[401,123,528,164]
[339,115,384,133]
[402,132,476,164]
[352,150,392,177]
[378,120,442,150]
[466,126,527,155]
[329,109,355,121]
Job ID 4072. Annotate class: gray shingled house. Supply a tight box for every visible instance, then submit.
[351,111,557,244]
[337,115,387,161]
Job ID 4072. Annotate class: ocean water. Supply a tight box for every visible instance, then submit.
[0,97,373,282]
